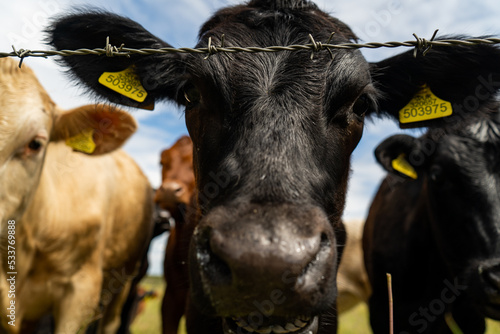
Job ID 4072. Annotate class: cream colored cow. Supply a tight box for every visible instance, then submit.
[0,58,153,333]
[337,219,371,314]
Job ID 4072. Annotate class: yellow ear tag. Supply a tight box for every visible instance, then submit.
[65,129,96,154]
[399,84,452,124]
[98,67,148,103]
[391,154,417,179]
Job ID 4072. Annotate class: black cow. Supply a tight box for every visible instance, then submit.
[47,1,500,333]
[364,111,500,333]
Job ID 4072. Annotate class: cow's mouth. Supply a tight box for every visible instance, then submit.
[222,316,318,334]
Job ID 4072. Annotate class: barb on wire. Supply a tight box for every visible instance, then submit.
[204,37,218,60]
[413,29,439,57]
[308,34,322,60]
[325,32,336,60]
[104,36,127,58]
[11,46,32,68]
[2,34,500,63]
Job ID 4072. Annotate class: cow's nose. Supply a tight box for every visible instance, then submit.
[190,205,337,316]
[158,181,185,200]
[208,227,325,285]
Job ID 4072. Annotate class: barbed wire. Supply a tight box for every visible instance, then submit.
[3,32,500,66]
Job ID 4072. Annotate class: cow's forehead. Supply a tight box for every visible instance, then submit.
[465,114,500,144]
[427,110,500,146]
[0,59,55,151]
[199,1,357,42]
[187,3,371,111]
[0,59,55,116]
[0,95,51,154]
[427,114,500,168]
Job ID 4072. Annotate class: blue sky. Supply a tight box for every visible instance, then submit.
[3,0,500,275]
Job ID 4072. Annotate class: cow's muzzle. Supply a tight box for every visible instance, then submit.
[189,203,338,328]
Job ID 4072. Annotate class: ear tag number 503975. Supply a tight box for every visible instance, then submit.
[399,84,452,124]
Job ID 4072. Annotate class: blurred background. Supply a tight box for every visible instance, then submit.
[2,0,500,278]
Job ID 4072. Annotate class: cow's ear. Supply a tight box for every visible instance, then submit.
[370,37,500,128]
[51,104,137,155]
[374,134,422,180]
[47,11,185,109]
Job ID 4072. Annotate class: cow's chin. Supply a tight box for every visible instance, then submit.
[222,315,319,334]
[483,303,500,320]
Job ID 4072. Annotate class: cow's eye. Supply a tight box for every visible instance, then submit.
[352,94,371,117]
[28,139,43,152]
[183,86,201,108]
[16,136,46,159]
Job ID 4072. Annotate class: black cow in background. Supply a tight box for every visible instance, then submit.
[47,1,500,333]
[365,107,500,333]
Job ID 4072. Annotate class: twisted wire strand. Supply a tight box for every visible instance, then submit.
[2,35,500,62]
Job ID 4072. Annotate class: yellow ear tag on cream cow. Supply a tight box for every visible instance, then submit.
[391,154,417,179]
[65,129,96,154]
[98,67,148,103]
[399,84,452,124]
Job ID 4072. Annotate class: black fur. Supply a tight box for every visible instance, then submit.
[365,110,500,333]
[372,37,500,127]
[249,0,318,10]
[47,10,185,109]
[47,2,500,333]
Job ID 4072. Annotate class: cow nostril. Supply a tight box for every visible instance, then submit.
[320,232,330,248]
[296,232,332,287]
[174,186,184,194]
[197,229,233,286]
[206,250,232,286]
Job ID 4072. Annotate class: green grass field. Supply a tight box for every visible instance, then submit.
[131,276,500,334]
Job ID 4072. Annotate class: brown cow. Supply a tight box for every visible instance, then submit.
[154,136,198,334]
[0,58,153,334]
[155,136,370,333]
